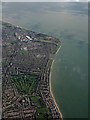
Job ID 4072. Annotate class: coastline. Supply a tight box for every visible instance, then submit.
[2,20,63,118]
[49,45,63,119]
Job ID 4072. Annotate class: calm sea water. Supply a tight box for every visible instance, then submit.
[2,2,88,118]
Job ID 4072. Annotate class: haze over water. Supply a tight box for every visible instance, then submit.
[2,2,88,118]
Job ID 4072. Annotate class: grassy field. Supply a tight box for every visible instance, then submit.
[36,107,52,119]
[38,39,58,45]
[20,50,29,56]
[10,75,40,95]
[10,40,18,45]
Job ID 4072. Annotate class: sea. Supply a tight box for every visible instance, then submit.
[2,2,88,118]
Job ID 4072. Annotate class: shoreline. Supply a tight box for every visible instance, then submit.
[49,45,63,119]
[2,20,63,118]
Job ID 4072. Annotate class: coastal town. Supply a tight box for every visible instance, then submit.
[2,22,62,119]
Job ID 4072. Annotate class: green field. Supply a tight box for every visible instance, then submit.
[20,50,29,56]
[10,74,39,95]
[10,40,18,45]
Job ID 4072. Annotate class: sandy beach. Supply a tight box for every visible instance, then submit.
[49,45,63,120]
[2,20,63,118]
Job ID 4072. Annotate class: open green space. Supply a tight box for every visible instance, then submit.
[20,50,29,56]
[31,96,40,103]
[10,40,18,45]
[36,107,52,119]
[10,75,40,95]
